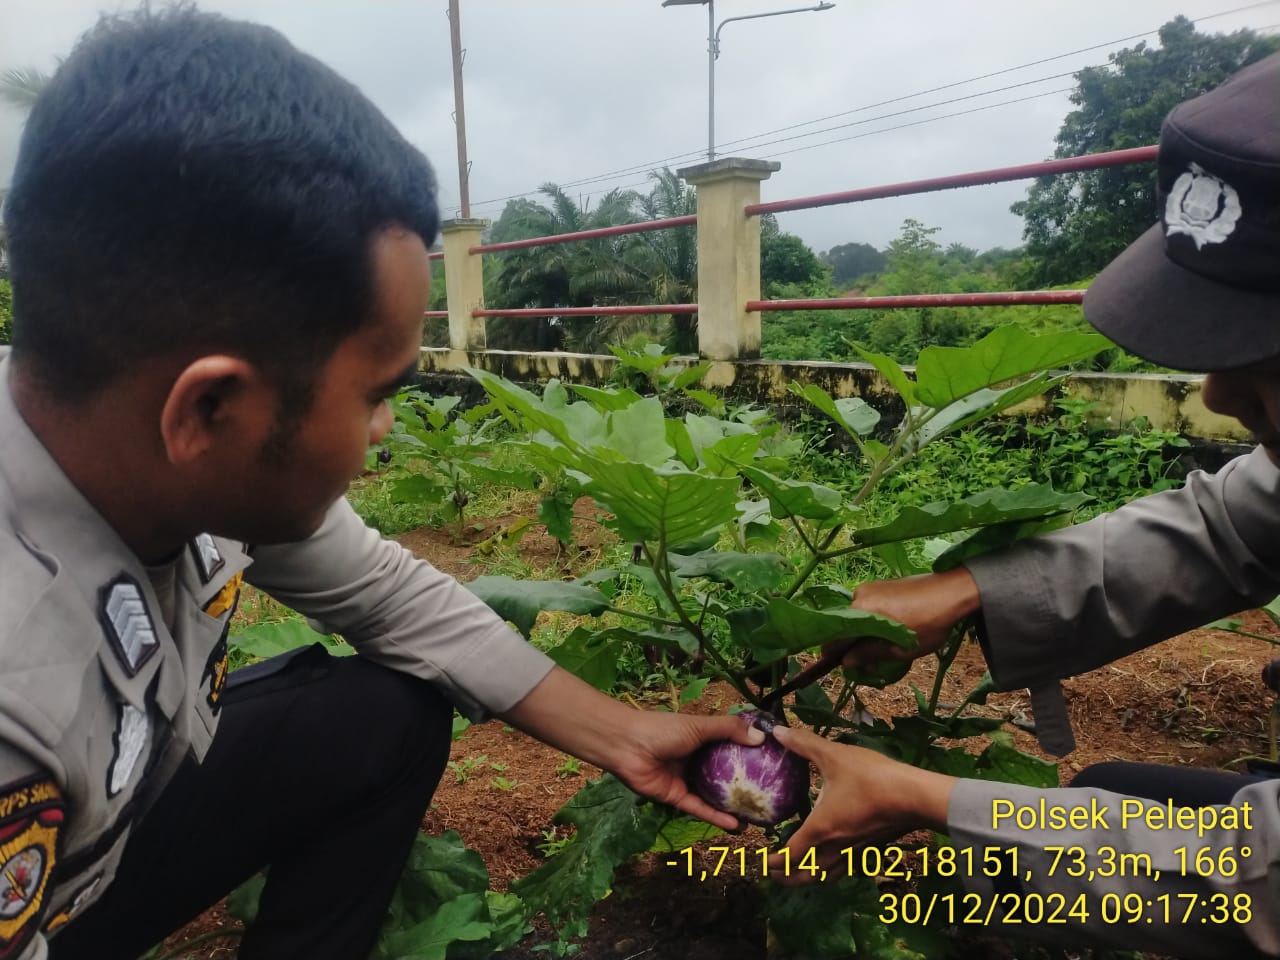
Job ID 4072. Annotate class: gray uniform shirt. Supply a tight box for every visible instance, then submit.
[952,447,1280,958]
[0,355,555,958]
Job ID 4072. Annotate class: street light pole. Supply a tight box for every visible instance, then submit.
[663,0,835,162]
[706,0,715,161]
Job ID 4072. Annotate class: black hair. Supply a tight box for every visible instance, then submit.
[3,5,438,412]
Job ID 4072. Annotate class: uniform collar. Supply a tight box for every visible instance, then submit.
[0,355,252,608]
[0,354,143,581]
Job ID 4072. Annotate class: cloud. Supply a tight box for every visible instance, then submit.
[1,0,1271,254]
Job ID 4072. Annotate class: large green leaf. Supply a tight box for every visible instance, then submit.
[745,599,916,664]
[372,831,528,960]
[602,396,673,465]
[703,433,759,476]
[545,626,621,691]
[913,326,1108,407]
[932,515,1073,572]
[229,620,342,660]
[739,465,844,522]
[466,576,610,638]
[380,894,493,960]
[649,814,725,852]
[850,343,917,406]
[912,373,1064,448]
[790,382,881,436]
[575,457,741,546]
[768,872,945,960]
[667,549,794,594]
[567,382,643,411]
[853,484,1090,548]
[538,489,577,545]
[684,414,758,474]
[510,775,667,943]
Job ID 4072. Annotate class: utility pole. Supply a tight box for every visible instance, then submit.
[447,0,471,217]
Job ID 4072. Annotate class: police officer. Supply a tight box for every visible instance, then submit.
[768,53,1280,960]
[0,10,761,960]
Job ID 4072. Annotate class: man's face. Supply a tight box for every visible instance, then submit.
[231,227,428,543]
[1202,356,1280,468]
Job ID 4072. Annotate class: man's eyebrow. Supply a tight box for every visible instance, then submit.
[376,359,421,395]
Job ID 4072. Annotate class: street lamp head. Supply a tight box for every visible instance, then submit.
[660,0,708,5]
[814,2,836,9]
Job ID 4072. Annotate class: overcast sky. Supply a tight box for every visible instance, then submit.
[2,0,1277,255]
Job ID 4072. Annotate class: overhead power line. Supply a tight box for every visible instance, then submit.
[464,0,1280,212]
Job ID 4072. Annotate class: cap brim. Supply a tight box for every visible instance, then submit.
[1083,223,1280,372]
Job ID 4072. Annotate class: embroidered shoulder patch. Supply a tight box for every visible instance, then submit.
[99,577,159,677]
[0,776,63,958]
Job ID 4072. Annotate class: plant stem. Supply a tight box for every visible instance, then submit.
[602,605,682,629]
[788,516,817,555]
[926,628,965,716]
[782,524,845,600]
[643,542,757,706]
[818,678,856,738]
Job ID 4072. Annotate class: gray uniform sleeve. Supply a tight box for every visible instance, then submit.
[964,446,1280,691]
[948,777,1279,958]
[940,448,1280,953]
[244,498,556,719]
[962,447,1280,753]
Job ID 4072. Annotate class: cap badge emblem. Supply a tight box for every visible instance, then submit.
[1166,162,1242,250]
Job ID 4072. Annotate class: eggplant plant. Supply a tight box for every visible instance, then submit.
[370,393,539,539]
[462,326,1109,957]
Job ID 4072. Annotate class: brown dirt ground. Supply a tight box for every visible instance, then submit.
[159,505,1280,960]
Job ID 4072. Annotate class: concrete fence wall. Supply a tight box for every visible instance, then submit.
[418,347,1251,445]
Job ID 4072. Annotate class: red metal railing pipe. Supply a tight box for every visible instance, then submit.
[427,250,444,261]
[747,290,1086,312]
[424,310,449,318]
[471,215,697,255]
[473,304,699,318]
[745,146,1158,216]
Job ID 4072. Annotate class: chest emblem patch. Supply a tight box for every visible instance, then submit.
[190,534,225,584]
[0,777,63,957]
[108,703,150,798]
[101,577,159,677]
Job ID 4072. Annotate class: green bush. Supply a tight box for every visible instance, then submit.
[0,278,12,346]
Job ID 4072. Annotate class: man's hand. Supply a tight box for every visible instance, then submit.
[766,724,956,885]
[827,567,982,670]
[608,710,765,831]
[500,667,764,831]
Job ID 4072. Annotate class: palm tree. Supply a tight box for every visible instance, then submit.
[0,66,53,110]
[0,66,52,272]
[623,168,698,354]
[484,170,704,354]
[485,184,645,351]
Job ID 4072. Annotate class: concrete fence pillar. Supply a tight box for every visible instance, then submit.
[677,158,781,360]
[440,218,488,353]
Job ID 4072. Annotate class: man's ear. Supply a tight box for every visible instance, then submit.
[159,356,263,466]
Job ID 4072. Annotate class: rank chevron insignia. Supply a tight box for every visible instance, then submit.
[190,533,225,583]
[101,578,159,676]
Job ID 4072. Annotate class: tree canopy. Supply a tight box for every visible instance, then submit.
[820,242,887,288]
[1012,16,1279,285]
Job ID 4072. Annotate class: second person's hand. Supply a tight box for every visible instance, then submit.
[825,567,982,671]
